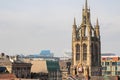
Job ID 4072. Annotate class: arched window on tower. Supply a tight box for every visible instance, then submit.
[84,16,86,24]
[91,43,94,54]
[91,43,94,66]
[83,44,87,61]
[76,44,80,61]
[85,27,88,37]
[94,44,98,66]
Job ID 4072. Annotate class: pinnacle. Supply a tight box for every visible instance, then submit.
[85,0,88,10]
[74,17,76,25]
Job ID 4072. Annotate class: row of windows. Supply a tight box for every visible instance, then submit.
[76,44,87,61]
[102,66,120,71]
[12,67,31,70]
[102,71,120,75]
[102,62,120,66]
[75,43,99,66]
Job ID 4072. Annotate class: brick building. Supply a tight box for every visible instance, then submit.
[101,54,120,76]
[0,53,32,78]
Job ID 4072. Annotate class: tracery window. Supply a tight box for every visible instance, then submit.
[95,44,98,65]
[83,44,87,60]
[91,43,95,66]
[76,44,80,60]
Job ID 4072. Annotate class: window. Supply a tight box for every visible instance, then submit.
[84,16,86,24]
[115,66,117,71]
[83,44,87,60]
[76,44,80,60]
[115,72,118,75]
[112,62,117,66]
[95,44,98,54]
[116,72,120,75]
[76,53,80,60]
[91,43,94,55]
[106,71,111,75]
[102,67,107,70]
[91,43,95,66]
[101,62,104,66]
[117,62,120,66]
[105,62,109,66]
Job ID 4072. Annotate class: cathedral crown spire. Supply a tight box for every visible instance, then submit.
[85,0,88,10]
[72,0,101,77]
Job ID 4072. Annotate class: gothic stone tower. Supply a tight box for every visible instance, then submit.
[72,0,101,77]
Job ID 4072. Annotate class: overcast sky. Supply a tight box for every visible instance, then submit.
[0,0,120,57]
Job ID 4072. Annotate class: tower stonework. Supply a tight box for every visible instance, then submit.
[72,0,101,77]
